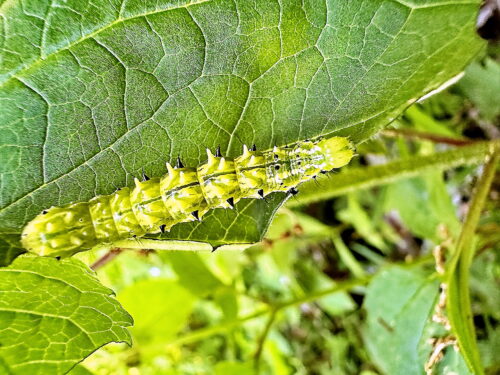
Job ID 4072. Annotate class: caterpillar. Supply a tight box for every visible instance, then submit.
[21,137,354,257]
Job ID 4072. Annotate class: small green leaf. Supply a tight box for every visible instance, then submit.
[0,256,132,375]
[331,234,366,279]
[214,288,239,321]
[404,105,459,137]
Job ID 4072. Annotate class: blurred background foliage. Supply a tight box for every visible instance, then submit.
[72,43,499,375]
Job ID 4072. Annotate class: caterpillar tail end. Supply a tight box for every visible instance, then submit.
[20,212,69,257]
[317,137,355,170]
[21,216,48,256]
[21,203,97,257]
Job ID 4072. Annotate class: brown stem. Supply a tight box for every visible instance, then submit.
[381,128,476,146]
[90,248,123,270]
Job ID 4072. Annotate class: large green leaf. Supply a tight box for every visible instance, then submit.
[0,256,132,375]
[0,0,484,262]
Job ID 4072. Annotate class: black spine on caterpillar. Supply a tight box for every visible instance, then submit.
[21,137,354,257]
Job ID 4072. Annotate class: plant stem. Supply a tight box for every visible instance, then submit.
[90,248,122,270]
[166,277,369,347]
[89,240,252,269]
[446,150,499,375]
[93,238,252,252]
[253,309,277,370]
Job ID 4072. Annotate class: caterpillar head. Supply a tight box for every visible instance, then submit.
[317,137,354,171]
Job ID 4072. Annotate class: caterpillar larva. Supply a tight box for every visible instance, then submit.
[21,137,354,257]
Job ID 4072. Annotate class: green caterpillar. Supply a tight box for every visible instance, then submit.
[21,137,354,257]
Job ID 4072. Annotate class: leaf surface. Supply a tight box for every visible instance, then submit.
[0,256,132,375]
[364,266,472,374]
[0,0,485,261]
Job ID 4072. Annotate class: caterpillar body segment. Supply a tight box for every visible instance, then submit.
[21,137,354,257]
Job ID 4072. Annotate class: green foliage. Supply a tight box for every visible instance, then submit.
[0,256,132,375]
[0,0,485,262]
[162,252,223,296]
[384,172,460,241]
[0,1,497,374]
[214,361,254,375]
[458,58,500,121]
[338,194,389,252]
[117,279,196,348]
